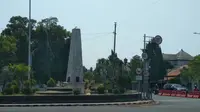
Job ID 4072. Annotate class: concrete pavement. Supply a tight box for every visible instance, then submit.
[1,95,200,112]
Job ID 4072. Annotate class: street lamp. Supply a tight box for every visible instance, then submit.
[194,32,200,35]
[28,0,32,80]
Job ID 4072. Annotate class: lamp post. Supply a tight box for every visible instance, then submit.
[28,0,32,80]
[194,32,200,35]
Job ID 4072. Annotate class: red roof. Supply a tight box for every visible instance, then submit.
[164,65,188,80]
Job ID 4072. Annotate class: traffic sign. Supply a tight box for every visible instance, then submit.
[142,52,148,60]
[153,35,162,45]
[136,68,142,75]
[136,75,142,81]
[143,70,149,76]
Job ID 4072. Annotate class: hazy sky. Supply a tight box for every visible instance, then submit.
[1,0,200,68]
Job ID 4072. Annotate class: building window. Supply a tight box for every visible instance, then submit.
[67,77,70,82]
[76,77,80,82]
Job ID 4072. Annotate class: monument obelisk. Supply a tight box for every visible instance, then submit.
[66,27,84,94]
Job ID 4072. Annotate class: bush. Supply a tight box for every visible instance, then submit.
[11,85,20,94]
[113,88,120,94]
[108,89,112,93]
[22,88,33,95]
[119,88,125,94]
[32,88,39,93]
[73,89,81,95]
[24,80,31,88]
[2,88,13,95]
[47,78,56,87]
[97,84,105,94]
[2,81,19,95]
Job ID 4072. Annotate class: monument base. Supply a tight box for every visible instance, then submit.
[63,82,85,94]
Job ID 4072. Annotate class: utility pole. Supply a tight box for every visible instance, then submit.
[28,0,32,80]
[113,22,117,53]
[143,34,146,50]
[112,22,117,90]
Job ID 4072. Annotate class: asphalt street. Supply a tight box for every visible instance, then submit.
[1,95,200,112]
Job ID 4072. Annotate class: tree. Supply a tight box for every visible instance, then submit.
[1,16,71,84]
[0,36,17,70]
[8,64,29,89]
[129,55,143,81]
[32,17,71,83]
[1,16,37,64]
[181,55,200,83]
[84,71,94,82]
[0,66,14,90]
[47,77,56,87]
[146,42,166,83]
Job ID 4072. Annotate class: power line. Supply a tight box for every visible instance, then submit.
[82,33,113,41]
[152,0,162,4]
[82,32,112,35]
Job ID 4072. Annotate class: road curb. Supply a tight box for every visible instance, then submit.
[0,100,155,107]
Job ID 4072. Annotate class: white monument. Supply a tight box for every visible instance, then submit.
[66,28,84,93]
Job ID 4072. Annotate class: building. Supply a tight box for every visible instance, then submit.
[163,49,193,81]
[163,49,193,68]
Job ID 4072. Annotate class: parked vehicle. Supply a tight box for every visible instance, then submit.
[163,83,188,91]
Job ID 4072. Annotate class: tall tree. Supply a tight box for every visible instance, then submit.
[32,17,71,83]
[1,16,36,64]
[181,55,200,83]
[146,41,166,83]
[0,36,17,70]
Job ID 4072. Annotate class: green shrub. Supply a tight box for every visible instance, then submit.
[11,80,18,86]
[32,88,39,93]
[119,88,125,94]
[11,85,19,94]
[47,78,56,87]
[108,89,112,93]
[113,88,120,94]
[2,81,19,95]
[73,89,81,95]
[97,84,105,94]
[2,88,12,95]
[24,80,31,88]
[22,88,33,95]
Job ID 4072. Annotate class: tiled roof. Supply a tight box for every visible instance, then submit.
[164,65,188,80]
[163,49,193,61]
[163,54,177,60]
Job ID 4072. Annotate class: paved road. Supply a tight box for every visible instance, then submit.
[1,95,200,112]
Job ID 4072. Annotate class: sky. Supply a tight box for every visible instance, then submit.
[1,0,200,68]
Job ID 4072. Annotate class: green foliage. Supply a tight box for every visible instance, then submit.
[84,71,94,81]
[11,85,20,94]
[8,63,29,80]
[22,88,33,95]
[23,80,31,88]
[1,16,36,64]
[73,89,81,95]
[97,84,105,94]
[181,55,200,82]
[146,42,166,83]
[47,78,56,87]
[0,36,17,69]
[113,88,120,94]
[1,16,71,84]
[32,88,39,93]
[2,80,19,95]
[2,88,13,95]
[168,77,181,84]
[21,79,37,95]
